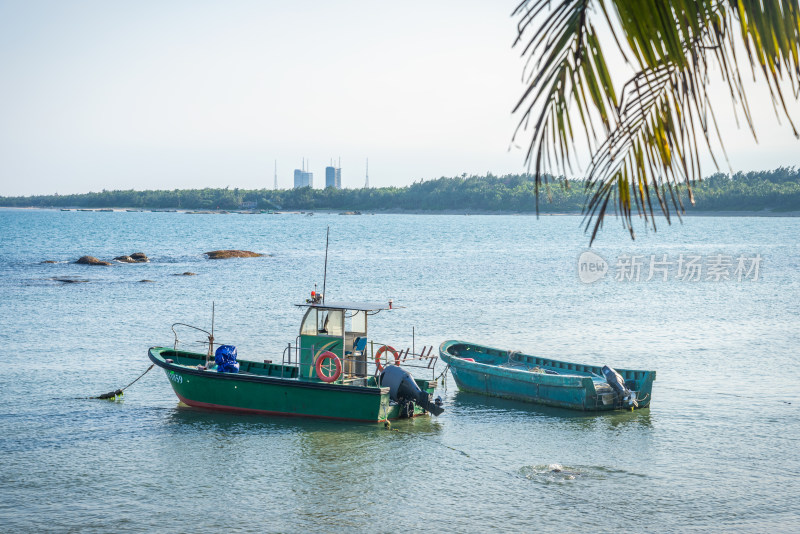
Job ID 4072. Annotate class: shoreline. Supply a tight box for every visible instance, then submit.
[1,206,798,217]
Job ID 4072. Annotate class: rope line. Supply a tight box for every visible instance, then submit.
[94,364,155,399]
[665,386,793,405]
[433,363,450,393]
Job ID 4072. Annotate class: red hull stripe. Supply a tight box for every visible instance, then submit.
[174,392,386,423]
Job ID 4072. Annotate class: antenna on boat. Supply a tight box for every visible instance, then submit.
[207,301,216,366]
[322,226,329,304]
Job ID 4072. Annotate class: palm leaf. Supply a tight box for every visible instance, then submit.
[513,0,800,243]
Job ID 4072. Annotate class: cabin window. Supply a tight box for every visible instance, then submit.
[300,309,317,336]
[317,309,343,337]
[347,310,367,334]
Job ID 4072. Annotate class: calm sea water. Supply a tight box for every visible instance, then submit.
[0,209,797,532]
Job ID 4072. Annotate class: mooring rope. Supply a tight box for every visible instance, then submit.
[94,364,155,399]
[432,363,450,393]
[433,363,450,383]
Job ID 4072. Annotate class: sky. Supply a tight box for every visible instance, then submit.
[1,0,799,196]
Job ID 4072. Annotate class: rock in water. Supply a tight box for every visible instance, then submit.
[139,279,155,283]
[115,252,149,263]
[173,272,197,276]
[41,260,58,264]
[76,256,111,266]
[205,250,262,259]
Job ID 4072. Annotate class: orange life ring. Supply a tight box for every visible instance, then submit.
[315,351,342,383]
[375,345,400,371]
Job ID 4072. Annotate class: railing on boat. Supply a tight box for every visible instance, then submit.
[367,340,439,380]
[170,323,440,383]
[281,338,440,383]
[171,323,218,366]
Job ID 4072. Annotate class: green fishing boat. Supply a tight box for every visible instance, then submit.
[439,340,655,411]
[149,298,444,422]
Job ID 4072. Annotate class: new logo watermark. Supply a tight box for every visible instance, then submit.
[578,252,762,283]
[578,251,609,283]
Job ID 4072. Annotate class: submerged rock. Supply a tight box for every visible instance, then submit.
[521,464,582,482]
[53,277,89,283]
[139,279,155,283]
[76,256,111,266]
[41,260,58,264]
[205,250,262,259]
[174,272,197,276]
[115,252,149,263]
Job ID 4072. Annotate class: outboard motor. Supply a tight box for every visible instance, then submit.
[380,365,444,416]
[602,365,638,408]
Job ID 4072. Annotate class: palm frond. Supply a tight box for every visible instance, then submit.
[512,0,618,209]
[513,0,800,243]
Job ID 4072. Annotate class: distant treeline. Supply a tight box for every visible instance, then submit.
[2,167,799,212]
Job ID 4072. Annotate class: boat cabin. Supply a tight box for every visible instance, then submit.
[295,301,393,382]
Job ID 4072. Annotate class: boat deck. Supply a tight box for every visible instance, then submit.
[154,348,380,387]
[452,342,651,385]
[498,361,614,393]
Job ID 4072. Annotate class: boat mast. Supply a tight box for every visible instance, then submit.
[322,227,329,304]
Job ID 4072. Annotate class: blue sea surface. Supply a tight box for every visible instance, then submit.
[0,209,798,532]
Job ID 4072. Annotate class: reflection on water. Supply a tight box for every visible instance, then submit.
[450,390,654,430]
[163,403,357,435]
[161,402,446,436]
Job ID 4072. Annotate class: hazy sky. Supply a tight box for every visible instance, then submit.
[1,0,799,196]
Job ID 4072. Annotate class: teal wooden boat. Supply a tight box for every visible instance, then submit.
[149,299,444,423]
[439,340,655,411]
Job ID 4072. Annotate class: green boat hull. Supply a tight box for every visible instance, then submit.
[149,347,435,422]
[439,340,655,411]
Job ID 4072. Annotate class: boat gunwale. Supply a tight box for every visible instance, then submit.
[438,339,655,377]
[148,347,389,396]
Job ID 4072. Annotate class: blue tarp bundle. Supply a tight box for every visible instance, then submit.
[215,345,239,373]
